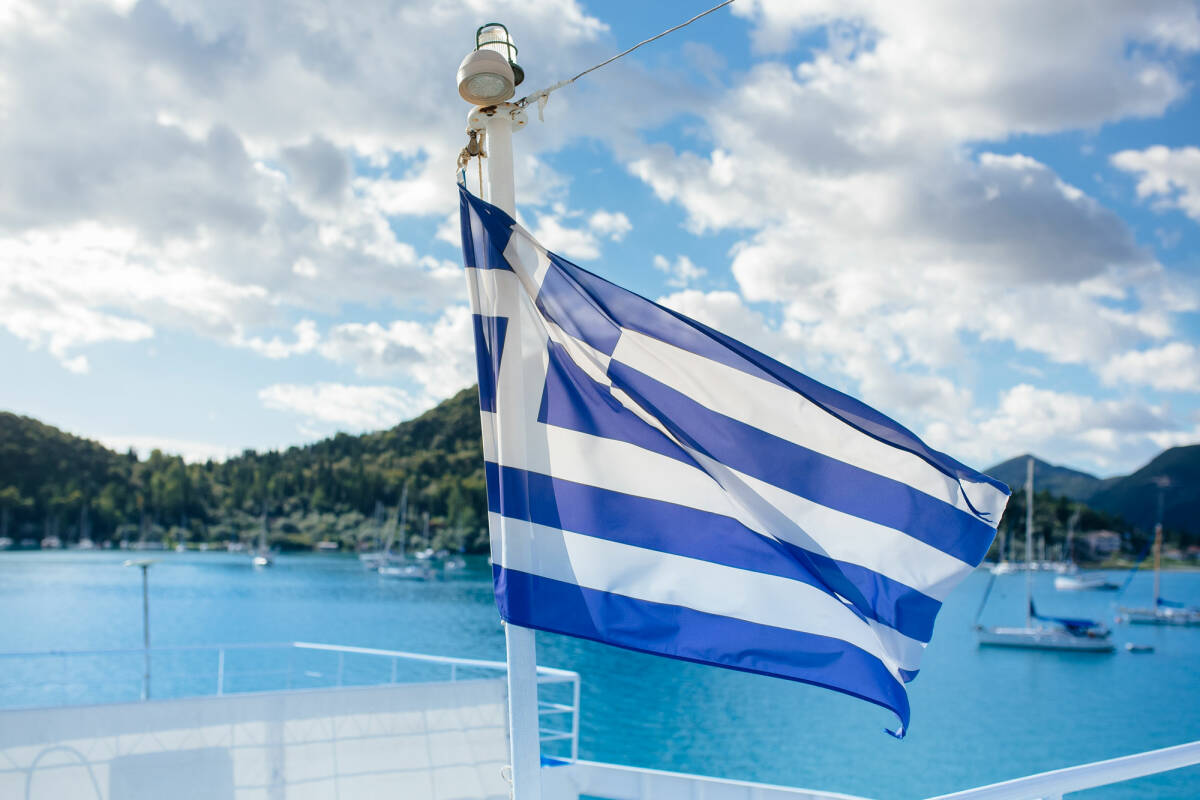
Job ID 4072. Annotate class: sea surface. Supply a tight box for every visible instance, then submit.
[1,550,1198,799]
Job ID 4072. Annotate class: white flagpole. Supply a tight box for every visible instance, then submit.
[477,101,542,800]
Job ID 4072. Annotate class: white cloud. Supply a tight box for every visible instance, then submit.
[1111,145,1200,222]
[1101,342,1200,392]
[258,383,422,431]
[530,213,602,261]
[922,384,1190,474]
[232,320,320,360]
[0,0,611,368]
[732,1,1197,136]
[653,255,706,288]
[589,210,632,241]
[618,2,1199,477]
[318,306,476,400]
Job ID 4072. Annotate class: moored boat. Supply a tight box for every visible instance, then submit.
[1117,478,1199,625]
[976,459,1114,653]
[1054,573,1119,591]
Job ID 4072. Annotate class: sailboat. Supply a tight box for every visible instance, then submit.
[1119,483,1200,625]
[378,494,433,580]
[358,500,391,569]
[976,458,1115,652]
[1055,507,1118,591]
[251,513,274,568]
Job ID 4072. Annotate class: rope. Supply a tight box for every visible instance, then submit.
[514,0,737,118]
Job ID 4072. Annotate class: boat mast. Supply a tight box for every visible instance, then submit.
[1153,480,1165,608]
[398,483,408,554]
[1025,457,1034,628]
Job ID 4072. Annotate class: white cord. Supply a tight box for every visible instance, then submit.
[514,0,737,118]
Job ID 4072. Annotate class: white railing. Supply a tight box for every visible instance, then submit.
[559,741,1200,800]
[922,739,1200,800]
[0,641,581,763]
[561,760,871,799]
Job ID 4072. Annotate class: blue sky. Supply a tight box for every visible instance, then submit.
[1,0,1198,477]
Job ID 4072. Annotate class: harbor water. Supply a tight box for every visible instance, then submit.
[1,551,1198,799]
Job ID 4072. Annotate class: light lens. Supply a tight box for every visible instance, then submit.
[464,73,510,103]
[457,49,516,104]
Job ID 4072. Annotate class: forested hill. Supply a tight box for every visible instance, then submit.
[2,389,1197,553]
[0,388,487,551]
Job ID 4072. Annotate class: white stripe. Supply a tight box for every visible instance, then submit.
[490,512,915,679]
[479,411,971,602]
[465,266,525,318]
[611,329,1009,523]
[503,224,553,293]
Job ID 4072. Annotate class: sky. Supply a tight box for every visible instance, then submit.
[1,0,1199,478]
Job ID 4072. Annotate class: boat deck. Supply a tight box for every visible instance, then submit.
[1,642,1196,799]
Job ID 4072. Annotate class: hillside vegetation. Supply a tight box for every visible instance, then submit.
[0,388,486,552]
[2,390,1197,557]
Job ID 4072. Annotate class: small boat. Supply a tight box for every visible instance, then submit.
[976,623,1115,652]
[1122,600,1200,626]
[1054,573,1119,591]
[0,537,12,550]
[40,535,62,550]
[1125,643,1155,653]
[315,540,339,552]
[361,490,406,569]
[251,514,274,568]
[976,459,1114,653]
[378,562,435,580]
[1052,509,1117,590]
[1117,483,1200,626]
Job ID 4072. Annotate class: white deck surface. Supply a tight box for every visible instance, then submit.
[1,679,511,800]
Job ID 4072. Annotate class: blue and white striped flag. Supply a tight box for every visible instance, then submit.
[459,186,1010,737]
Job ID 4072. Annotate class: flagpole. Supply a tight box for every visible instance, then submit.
[475,100,542,800]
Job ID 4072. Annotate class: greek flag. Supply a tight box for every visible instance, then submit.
[459,186,1009,737]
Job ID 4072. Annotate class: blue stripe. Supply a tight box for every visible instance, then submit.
[536,265,621,355]
[526,240,1007,499]
[535,336,990,567]
[460,186,514,272]
[608,360,996,567]
[538,340,694,465]
[485,461,942,643]
[494,564,910,737]
[472,314,508,414]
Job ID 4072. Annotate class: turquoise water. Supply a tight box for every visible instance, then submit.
[1,551,1198,799]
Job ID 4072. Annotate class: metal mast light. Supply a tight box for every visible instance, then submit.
[457,23,524,106]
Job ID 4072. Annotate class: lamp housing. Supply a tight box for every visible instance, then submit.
[457,22,524,106]
[457,49,516,105]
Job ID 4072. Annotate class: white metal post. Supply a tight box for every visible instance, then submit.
[479,102,542,800]
[141,564,151,700]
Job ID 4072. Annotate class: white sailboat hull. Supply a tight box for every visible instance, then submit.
[378,564,433,580]
[1054,574,1118,591]
[1120,607,1200,626]
[976,626,1115,652]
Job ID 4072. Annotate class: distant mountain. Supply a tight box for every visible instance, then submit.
[983,454,1104,502]
[1088,445,1200,534]
[986,447,1200,540]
